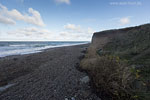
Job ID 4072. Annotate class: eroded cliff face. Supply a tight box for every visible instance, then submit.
[88,29,124,57]
[88,24,150,58]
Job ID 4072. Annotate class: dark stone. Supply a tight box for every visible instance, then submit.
[78,55,85,60]
[0,80,8,86]
[13,58,18,61]
[81,50,87,54]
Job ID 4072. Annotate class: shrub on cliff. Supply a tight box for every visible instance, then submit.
[80,55,150,100]
[81,56,136,99]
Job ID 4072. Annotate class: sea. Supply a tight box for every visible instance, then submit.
[0,41,89,57]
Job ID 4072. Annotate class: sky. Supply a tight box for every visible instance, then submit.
[0,0,150,41]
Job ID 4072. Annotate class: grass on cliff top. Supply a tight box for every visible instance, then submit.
[103,24,150,64]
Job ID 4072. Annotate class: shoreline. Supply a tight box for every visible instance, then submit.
[0,42,90,58]
[0,44,89,85]
[0,44,100,100]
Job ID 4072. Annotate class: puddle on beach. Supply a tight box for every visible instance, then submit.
[0,83,16,92]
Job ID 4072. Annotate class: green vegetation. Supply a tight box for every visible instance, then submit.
[102,24,150,99]
[103,24,150,65]
[81,55,135,100]
[80,24,150,100]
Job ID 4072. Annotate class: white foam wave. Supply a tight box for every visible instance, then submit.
[0,42,88,58]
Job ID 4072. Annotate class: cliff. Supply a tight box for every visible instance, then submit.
[80,23,150,100]
[89,24,150,58]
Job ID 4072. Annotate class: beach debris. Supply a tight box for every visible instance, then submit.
[0,83,16,92]
[80,76,90,83]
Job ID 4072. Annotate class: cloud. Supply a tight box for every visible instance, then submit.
[60,23,95,40]
[64,23,82,32]
[4,23,94,41]
[120,17,130,25]
[0,3,45,26]
[0,15,16,25]
[64,23,94,34]
[7,27,51,38]
[87,27,95,34]
[4,27,63,41]
[54,0,70,5]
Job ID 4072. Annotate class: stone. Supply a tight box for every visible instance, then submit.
[80,76,90,83]
[71,97,75,100]
[65,98,69,100]
[81,90,93,98]
[96,97,101,100]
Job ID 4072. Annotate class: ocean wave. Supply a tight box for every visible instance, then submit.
[9,44,27,47]
[0,42,88,57]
